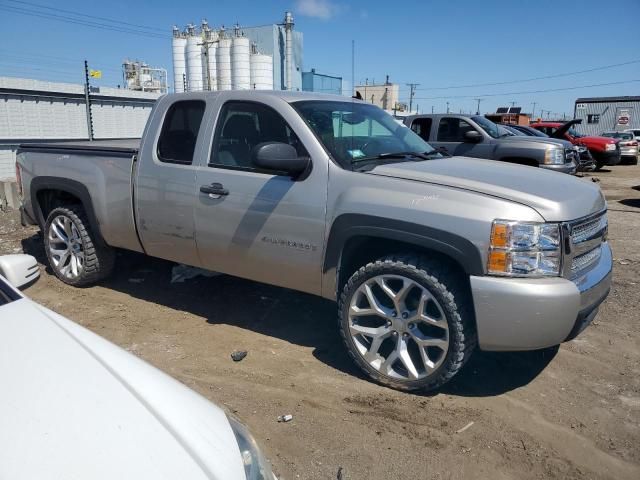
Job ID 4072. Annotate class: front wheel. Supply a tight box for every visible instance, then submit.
[338,255,477,392]
[44,205,115,286]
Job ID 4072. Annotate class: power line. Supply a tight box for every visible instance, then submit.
[412,79,640,100]
[5,0,166,33]
[396,59,640,92]
[0,4,167,39]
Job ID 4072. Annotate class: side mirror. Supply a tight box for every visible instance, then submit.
[252,142,310,177]
[0,254,39,289]
[464,130,483,143]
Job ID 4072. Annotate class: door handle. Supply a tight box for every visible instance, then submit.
[200,183,229,197]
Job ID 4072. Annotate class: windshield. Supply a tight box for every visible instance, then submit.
[567,127,585,138]
[602,132,632,140]
[522,126,549,137]
[499,125,522,136]
[293,101,440,168]
[471,116,500,138]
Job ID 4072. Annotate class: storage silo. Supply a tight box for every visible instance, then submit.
[231,35,251,90]
[205,42,218,91]
[216,36,232,91]
[186,27,204,91]
[171,27,187,93]
[250,53,273,90]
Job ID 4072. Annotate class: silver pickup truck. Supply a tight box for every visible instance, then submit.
[16,91,612,392]
[405,114,578,174]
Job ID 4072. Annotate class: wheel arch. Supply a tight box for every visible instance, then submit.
[322,214,484,301]
[31,176,107,247]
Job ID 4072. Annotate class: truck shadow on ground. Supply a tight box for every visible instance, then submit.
[22,238,558,397]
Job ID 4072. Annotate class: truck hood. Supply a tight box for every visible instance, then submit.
[499,135,573,149]
[0,299,246,480]
[574,135,617,150]
[367,157,605,222]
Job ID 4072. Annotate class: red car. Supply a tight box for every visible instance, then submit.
[530,119,620,170]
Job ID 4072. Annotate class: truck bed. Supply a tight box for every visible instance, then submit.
[18,139,140,156]
[17,138,142,254]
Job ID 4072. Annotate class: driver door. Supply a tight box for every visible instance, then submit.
[193,99,327,295]
[431,117,493,158]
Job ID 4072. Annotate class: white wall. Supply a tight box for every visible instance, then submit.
[0,76,160,180]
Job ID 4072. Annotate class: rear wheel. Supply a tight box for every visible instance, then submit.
[338,255,476,391]
[44,205,115,286]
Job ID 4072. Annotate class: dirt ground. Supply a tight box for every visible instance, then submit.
[1,164,639,480]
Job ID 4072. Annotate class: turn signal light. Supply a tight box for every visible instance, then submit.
[488,250,507,272]
[490,223,508,248]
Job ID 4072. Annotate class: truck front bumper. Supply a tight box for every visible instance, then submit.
[470,242,612,351]
[540,162,577,175]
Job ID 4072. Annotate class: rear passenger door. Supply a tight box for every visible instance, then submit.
[135,99,205,265]
[409,117,433,142]
[193,98,328,295]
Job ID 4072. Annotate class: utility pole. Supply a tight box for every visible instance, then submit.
[364,78,368,105]
[83,60,94,141]
[474,98,483,115]
[351,40,355,97]
[446,101,450,113]
[531,101,537,118]
[431,105,434,114]
[406,83,420,113]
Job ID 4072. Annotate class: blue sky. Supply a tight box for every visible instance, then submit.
[0,0,638,116]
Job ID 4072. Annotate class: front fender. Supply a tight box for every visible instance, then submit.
[321,214,484,300]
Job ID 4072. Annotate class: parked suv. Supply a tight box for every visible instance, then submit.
[405,114,577,174]
[530,119,620,170]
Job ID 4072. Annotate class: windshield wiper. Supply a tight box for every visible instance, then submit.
[351,151,436,164]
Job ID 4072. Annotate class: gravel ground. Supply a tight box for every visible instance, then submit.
[1,164,639,480]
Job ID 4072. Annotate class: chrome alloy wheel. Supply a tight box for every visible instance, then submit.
[47,215,85,279]
[348,274,449,381]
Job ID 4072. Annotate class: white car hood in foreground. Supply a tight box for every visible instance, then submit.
[368,157,606,222]
[0,298,246,480]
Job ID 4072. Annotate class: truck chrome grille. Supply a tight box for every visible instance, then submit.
[563,211,608,279]
[565,149,578,163]
[571,246,601,274]
[571,213,607,245]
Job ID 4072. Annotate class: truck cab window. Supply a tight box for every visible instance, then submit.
[211,102,306,170]
[157,100,206,165]
[437,118,475,142]
[410,118,432,141]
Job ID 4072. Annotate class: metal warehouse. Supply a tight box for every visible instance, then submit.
[574,96,640,136]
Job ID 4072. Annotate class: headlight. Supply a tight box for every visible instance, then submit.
[228,415,274,480]
[605,143,616,151]
[488,220,561,277]
[544,148,565,165]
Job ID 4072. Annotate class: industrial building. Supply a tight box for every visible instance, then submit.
[355,79,400,111]
[574,96,640,136]
[302,69,342,95]
[172,12,303,93]
[122,60,168,93]
[0,76,159,184]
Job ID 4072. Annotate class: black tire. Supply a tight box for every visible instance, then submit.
[43,205,115,286]
[338,255,477,392]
